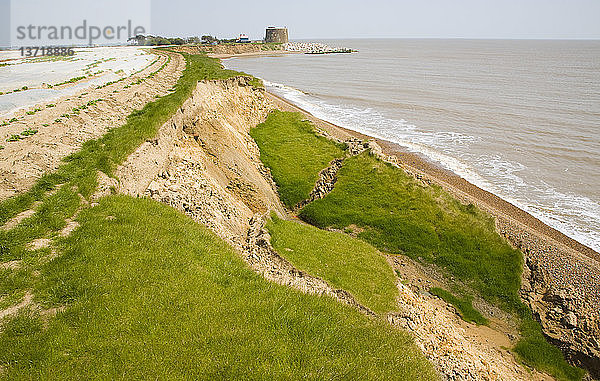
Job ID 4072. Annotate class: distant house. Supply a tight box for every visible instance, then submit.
[237,34,250,43]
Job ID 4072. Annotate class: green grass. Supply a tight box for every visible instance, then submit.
[429,287,488,325]
[0,51,266,317]
[0,53,436,378]
[299,153,582,379]
[266,215,398,314]
[0,186,81,262]
[300,153,524,312]
[250,111,345,208]
[0,196,437,380]
[6,135,21,142]
[0,52,255,234]
[251,115,584,380]
[515,318,585,381]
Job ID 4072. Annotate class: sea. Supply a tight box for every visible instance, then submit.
[223,39,600,252]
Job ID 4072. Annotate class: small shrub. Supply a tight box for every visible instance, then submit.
[21,129,38,137]
[430,287,488,325]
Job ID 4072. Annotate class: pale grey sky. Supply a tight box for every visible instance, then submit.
[151,0,600,40]
[2,0,599,47]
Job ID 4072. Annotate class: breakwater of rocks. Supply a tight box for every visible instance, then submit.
[283,42,355,54]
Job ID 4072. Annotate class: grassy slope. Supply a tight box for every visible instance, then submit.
[250,111,345,208]
[300,153,523,313]
[0,55,437,379]
[429,287,488,325]
[0,53,250,263]
[252,111,584,381]
[267,216,398,315]
[0,196,436,380]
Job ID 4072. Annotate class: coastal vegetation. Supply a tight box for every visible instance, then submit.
[267,215,398,314]
[0,53,436,378]
[0,52,256,230]
[429,287,488,325]
[0,196,436,379]
[0,46,587,379]
[250,111,345,208]
[0,51,265,305]
[300,153,524,312]
[251,110,584,381]
[261,42,283,51]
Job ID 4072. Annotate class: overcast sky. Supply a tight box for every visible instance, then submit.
[2,0,599,47]
[151,0,600,40]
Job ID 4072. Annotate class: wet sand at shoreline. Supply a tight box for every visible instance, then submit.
[210,51,301,59]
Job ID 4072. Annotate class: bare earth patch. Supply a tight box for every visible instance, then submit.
[0,49,185,201]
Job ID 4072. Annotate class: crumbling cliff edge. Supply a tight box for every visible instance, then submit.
[111,74,598,379]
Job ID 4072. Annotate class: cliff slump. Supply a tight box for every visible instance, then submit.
[114,77,592,379]
[116,77,285,243]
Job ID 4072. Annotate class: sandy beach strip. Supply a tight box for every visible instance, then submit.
[209,50,302,59]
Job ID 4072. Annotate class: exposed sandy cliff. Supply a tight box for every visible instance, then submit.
[113,75,593,380]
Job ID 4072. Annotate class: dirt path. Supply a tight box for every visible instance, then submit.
[0,49,185,201]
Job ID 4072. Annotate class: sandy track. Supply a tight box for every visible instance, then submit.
[0,49,185,201]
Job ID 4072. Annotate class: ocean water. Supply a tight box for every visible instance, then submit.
[223,39,600,252]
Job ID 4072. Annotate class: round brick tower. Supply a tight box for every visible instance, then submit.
[265,27,289,43]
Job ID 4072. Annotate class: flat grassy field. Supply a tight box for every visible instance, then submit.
[267,216,398,315]
[250,111,345,208]
[0,196,436,379]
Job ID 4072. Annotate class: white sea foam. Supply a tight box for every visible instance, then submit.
[262,79,600,252]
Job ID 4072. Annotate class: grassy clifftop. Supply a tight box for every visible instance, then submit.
[0,196,436,379]
[0,54,437,379]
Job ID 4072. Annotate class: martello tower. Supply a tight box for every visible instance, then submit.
[265,27,288,43]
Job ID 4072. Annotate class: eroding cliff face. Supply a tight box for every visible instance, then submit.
[500,218,600,376]
[114,76,597,380]
[116,77,285,243]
